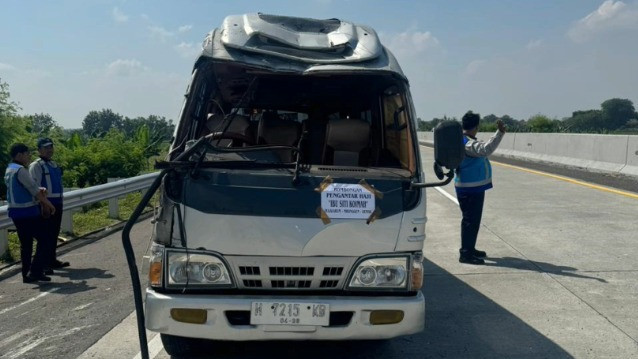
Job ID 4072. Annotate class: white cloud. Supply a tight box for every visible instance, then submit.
[0,62,16,71]
[112,7,129,23]
[105,59,146,77]
[387,30,439,54]
[568,0,638,42]
[175,42,201,59]
[382,29,440,60]
[148,26,174,42]
[178,25,193,33]
[141,14,150,21]
[526,39,543,50]
[465,59,486,76]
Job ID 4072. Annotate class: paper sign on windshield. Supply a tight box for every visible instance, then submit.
[320,183,375,219]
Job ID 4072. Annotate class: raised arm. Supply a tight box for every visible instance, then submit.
[465,130,505,157]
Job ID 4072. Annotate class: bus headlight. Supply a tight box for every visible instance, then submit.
[166,251,233,287]
[348,257,408,289]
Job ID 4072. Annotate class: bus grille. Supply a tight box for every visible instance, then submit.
[226,256,356,290]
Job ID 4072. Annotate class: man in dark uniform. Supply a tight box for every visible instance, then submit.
[29,137,70,270]
[5,143,57,282]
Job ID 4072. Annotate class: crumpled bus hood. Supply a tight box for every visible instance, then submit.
[220,13,382,64]
[197,13,407,81]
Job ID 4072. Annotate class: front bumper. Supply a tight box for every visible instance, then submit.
[145,288,425,341]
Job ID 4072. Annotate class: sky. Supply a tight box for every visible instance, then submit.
[1,0,638,128]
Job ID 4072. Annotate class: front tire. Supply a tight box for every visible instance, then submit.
[160,333,209,357]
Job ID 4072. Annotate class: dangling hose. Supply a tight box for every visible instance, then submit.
[121,170,167,359]
[122,137,206,359]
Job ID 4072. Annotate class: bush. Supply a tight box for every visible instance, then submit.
[57,129,146,187]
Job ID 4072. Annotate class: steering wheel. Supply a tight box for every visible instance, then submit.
[208,131,256,147]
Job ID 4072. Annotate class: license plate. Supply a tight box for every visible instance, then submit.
[250,302,330,326]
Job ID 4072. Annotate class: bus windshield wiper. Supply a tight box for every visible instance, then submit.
[292,130,308,185]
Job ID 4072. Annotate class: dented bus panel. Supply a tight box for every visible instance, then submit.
[143,13,450,356]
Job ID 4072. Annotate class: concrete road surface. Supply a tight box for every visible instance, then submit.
[1,144,637,358]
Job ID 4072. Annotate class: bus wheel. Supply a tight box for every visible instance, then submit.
[160,333,209,357]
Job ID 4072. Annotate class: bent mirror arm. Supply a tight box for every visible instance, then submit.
[410,121,465,189]
[410,170,454,189]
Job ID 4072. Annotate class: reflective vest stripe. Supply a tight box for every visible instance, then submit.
[8,201,38,208]
[36,159,63,198]
[454,136,493,191]
[455,177,493,188]
[5,163,39,219]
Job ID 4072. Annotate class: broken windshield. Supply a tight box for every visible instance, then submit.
[172,62,417,174]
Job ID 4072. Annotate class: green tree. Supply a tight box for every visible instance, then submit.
[135,124,158,159]
[0,79,19,118]
[0,79,20,154]
[122,115,174,155]
[482,114,499,123]
[1,79,24,197]
[418,115,458,131]
[58,129,145,187]
[624,119,638,130]
[67,131,84,150]
[82,109,124,137]
[601,98,635,130]
[122,115,174,140]
[417,117,428,131]
[500,115,525,132]
[479,114,498,131]
[563,110,604,132]
[30,112,59,136]
[477,114,524,132]
[527,114,557,133]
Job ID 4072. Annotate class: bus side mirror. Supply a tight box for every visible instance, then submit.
[411,121,464,189]
[433,121,464,171]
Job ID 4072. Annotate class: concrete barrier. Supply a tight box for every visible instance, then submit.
[622,136,638,177]
[418,131,638,179]
[417,131,433,143]
[476,131,516,155]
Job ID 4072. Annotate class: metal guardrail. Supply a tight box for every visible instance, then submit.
[0,172,159,255]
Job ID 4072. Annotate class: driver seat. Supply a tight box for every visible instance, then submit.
[205,113,253,147]
[323,118,370,166]
[257,112,301,162]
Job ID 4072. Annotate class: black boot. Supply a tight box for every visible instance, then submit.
[459,255,485,265]
[459,249,485,265]
[25,272,52,282]
[51,260,70,268]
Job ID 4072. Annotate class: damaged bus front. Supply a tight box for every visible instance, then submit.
[142,13,463,356]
